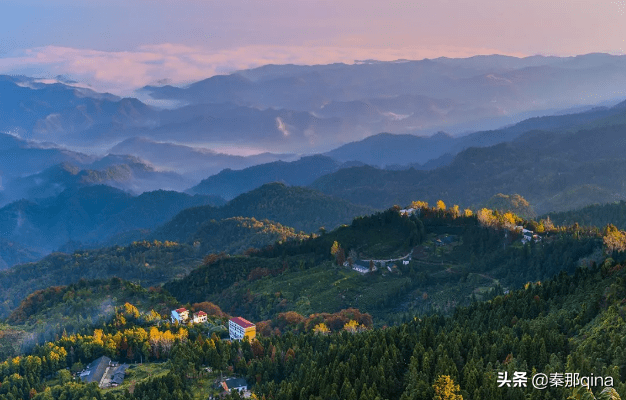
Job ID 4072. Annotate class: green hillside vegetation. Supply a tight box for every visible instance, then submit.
[1,278,178,357]
[0,201,623,399]
[153,182,376,241]
[7,278,177,330]
[165,205,602,325]
[189,217,311,255]
[0,240,201,318]
[310,119,626,214]
[545,200,626,231]
[255,207,426,259]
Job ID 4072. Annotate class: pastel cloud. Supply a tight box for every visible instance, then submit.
[0,43,527,97]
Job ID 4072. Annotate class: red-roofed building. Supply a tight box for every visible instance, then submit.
[171,308,189,324]
[229,317,256,340]
[193,311,208,324]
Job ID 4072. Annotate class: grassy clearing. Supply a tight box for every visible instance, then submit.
[104,362,170,396]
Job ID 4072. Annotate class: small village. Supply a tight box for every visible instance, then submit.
[73,308,257,398]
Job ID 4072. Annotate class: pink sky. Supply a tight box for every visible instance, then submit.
[0,0,624,95]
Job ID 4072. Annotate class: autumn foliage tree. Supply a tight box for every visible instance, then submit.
[433,375,463,400]
[313,322,330,335]
[603,224,626,254]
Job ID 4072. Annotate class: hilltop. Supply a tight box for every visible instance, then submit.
[189,217,311,255]
[481,193,537,219]
[154,182,375,241]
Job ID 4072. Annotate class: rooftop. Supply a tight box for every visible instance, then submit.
[230,317,255,329]
[224,377,248,389]
[175,308,187,313]
[81,356,111,385]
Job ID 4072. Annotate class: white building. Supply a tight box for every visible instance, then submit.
[229,317,256,341]
[192,311,208,324]
[171,308,189,324]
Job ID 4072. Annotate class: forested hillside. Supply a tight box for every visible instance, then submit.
[545,200,626,231]
[2,252,626,399]
[0,278,178,358]
[164,206,602,324]
[0,239,43,269]
[2,201,625,400]
[189,217,310,255]
[0,186,222,260]
[0,241,200,318]
[154,182,375,240]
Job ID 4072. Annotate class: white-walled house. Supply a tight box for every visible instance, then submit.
[171,308,189,324]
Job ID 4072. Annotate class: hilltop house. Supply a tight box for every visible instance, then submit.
[171,308,208,324]
[192,311,207,323]
[229,317,256,341]
[171,308,189,324]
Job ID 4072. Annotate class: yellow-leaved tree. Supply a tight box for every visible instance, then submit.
[432,375,463,400]
[603,224,626,254]
[451,205,460,218]
[436,200,446,211]
[313,323,330,335]
[343,320,359,333]
[411,200,429,209]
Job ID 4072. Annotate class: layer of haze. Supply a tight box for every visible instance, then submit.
[1,0,624,95]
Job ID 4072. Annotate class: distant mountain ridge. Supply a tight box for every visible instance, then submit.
[0,131,198,207]
[109,136,296,181]
[4,54,626,181]
[1,156,192,207]
[141,53,626,152]
[310,107,626,214]
[188,155,344,199]
[0,185,222,260]
[324,101,626,167]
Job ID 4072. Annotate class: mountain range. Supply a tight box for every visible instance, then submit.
[310,108,626,214]
[4,54,626,161]
[188,155,347,199]
[141,53,626,152]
